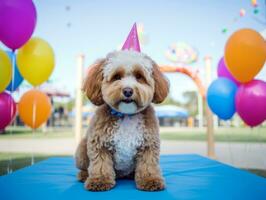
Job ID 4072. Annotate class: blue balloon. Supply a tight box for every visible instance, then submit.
[207,77,238,120]
[6,51,23,92]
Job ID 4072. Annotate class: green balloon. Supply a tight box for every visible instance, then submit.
[222,28,227,34]
[254,9,259,14]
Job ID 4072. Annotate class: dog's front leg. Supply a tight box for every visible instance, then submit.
[135,147,165,191]
[85,148,115,191]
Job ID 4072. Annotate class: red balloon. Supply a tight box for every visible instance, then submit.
[0,92,16,131]
[236,80,266,127]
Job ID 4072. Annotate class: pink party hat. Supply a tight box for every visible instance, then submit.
[122,23,141,52]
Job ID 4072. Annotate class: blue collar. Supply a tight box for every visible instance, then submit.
[110,108,135,118]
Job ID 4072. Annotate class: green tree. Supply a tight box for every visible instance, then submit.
[160,96,182,106]
[182,91,198,116]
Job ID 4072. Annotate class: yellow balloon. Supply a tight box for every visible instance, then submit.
[0,49,12,92]
[225,29,266,83]
[17,37,55,86]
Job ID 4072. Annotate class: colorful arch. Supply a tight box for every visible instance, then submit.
[160,65,206,97]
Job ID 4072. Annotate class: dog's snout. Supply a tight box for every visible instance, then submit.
[123,87,133,98]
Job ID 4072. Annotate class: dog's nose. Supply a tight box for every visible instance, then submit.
[123,87,133,98]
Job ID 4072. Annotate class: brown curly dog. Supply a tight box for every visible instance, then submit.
[75,50,169,192]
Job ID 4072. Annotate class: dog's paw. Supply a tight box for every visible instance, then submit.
[136,177,165,191]
[84,177,115,191]
[77,170,88,182]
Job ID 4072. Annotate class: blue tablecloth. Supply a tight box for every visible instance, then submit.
[0,154,266,200]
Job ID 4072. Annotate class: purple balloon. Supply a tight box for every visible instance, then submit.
[0,0,37,50]
[236,80,266,127]
[217,57,240,86]
[0,92,16,131]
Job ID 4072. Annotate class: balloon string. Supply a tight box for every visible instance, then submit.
[10,51,15,125]
[32,97,37,130]
[11,50,16,91]
[7,50,17,174]
[31,127,35,165]
[31,86,37,165]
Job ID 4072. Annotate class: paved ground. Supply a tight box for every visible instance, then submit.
[0,138,265,170]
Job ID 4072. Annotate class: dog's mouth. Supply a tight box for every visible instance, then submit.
[121,99,135,104]
[115,98,138,114]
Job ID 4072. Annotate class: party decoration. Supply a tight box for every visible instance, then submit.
[207,78,237,120]
[225,29,266,83]
[222,28,228,34]
[236,80,266,127]
[17,37,55,86]
[0,0,37,50]
[0,92,16,131]
[239,9,246,17]
[0,49,12,92]
[122,23,141,52]
[253,8,259,14]
[251,0,258,7]
[165,42,198,65]
[6,51,23,92]
[137,23,149,46]
[65,5,71,11]
[18,89,52,129]
[217,57,240,86]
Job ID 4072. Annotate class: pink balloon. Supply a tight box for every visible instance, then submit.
[0,0,37,50]
[217,57,240,86]
[0,92,16,131]
[236,80,266,127]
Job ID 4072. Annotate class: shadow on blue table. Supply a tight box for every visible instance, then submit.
[0,154,265,200]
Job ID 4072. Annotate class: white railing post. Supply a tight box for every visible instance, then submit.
[75,54,84,146]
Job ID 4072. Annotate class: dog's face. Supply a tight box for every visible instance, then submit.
[83,50,169,114]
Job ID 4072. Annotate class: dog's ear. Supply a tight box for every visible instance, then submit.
[152,61,169,104]
[83,59,105,106]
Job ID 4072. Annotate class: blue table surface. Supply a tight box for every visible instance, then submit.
[0,154,266,200]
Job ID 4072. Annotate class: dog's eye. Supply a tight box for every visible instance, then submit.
[113,74,121,81]
[135,73,142,80]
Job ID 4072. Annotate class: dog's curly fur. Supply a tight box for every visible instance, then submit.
[75,50,169,192]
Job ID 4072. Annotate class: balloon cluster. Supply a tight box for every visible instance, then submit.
[0,0,54,131]
[207,29,266,127]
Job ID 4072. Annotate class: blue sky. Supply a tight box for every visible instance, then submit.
[2,0,266,102]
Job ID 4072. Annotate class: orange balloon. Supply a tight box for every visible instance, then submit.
[225,29,266,83]
[18,89,52,129]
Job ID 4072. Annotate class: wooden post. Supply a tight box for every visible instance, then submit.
[197,92,203,128]
[206,102,215,158]
[204,56,215,158]
[75,54,84,146]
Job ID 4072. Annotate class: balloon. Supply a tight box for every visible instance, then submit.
[18,89,52,129]
[207,78,238,120]
[0,0,37,50]
[17,37,55,86]
[0,49,12,92]
[222,28,228,34]
[236,80,266,127]
[217,57,240,86]
[239,9,246,17]
[5,51,24,92]
[0,92,16,131]
[224,29,266,83]
[165,42,198,64]
[253,8,259,14]
[251,0,257,7]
